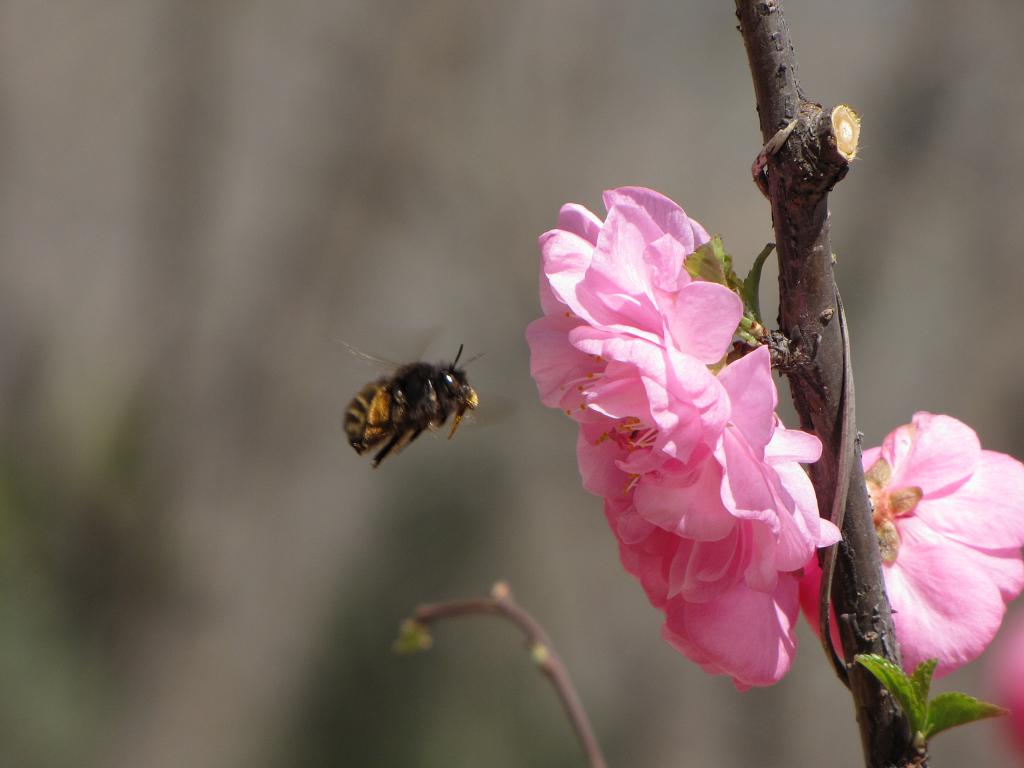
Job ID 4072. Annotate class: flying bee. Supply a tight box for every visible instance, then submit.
[344,343,479,467]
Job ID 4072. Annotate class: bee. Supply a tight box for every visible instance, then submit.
[344,344,479,467]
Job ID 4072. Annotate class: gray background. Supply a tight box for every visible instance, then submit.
[1,1,1022,766]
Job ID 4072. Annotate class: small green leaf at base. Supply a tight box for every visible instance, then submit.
[684,236,734,287]
[924,692,1008,739]
[910,659,937,710]
[855,654,926,733]
[740,243,774,324]
[393,619,434,655]
[856,654,1009,746]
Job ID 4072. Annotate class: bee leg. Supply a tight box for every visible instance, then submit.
[371,432,404,467]
[371,427,423,467]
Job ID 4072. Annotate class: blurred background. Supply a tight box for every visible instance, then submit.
[2,1,1023,766]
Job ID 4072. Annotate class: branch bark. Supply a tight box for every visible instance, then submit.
[734,2,921,766]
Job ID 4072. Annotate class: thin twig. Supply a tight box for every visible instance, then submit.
[734,1,917,766]
[407,582,607,768]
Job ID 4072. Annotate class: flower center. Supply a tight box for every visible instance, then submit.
[864,457,922,565]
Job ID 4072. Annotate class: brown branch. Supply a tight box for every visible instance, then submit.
[403,582,607,768]
[734,2,920,766]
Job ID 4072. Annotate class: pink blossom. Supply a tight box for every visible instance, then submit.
[986,610,1024,757]
[526,187,739,462]
[527,187,839,688]
[799,412,1024,677]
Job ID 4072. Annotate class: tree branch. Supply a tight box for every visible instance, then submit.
[734,2,921,766]
[398,582,607,768]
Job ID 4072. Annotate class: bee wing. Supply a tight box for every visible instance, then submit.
[464,393,518,429]
[338,324,449,370]
[338,340,402,370]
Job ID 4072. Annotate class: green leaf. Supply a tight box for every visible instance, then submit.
[855,654,926,733]
[910,659,937,710]
[684,236,734,286]
[740,243,774,324]
[924,692,1008,739]
[392,619,433,655]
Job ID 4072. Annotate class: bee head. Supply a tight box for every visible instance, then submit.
[444,344,479,441]
[441,367,478,409]
[441,344,476,407]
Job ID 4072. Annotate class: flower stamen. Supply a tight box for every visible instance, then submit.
[865,458,922,565]
[562,369,603,393]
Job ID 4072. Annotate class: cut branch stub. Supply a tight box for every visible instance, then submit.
[832,105,861,161]
[766,102,859,205]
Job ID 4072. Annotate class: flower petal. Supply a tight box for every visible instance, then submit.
[719,426,778,526]
[538,268,563,316]
[717,346,777,452]
[577,424,630,499]
[774,461,841,550]
[664,344,729,437]
[584,366,651,422]
[586,201,665,322]
[633,458,734,540]
[525,314,596,412]
[602,186,710,258]
[886,516,1024,676]
[642,233,689,292]
[539,228,595,319]
[860,445,882,470]
[568,328,666,378]
[665,282,744,365]
[663,576,800,689]
[667,529,742,602]
[885,412,980,496]
[915,450,1024,550]
[606,499,674,608]
[766,424,822,465]
[556,202,602,245]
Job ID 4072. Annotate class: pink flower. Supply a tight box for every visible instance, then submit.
[527,187,839,688]
[987,610,1024,757]
[800,412,1024,677]
[527,187,739,462]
